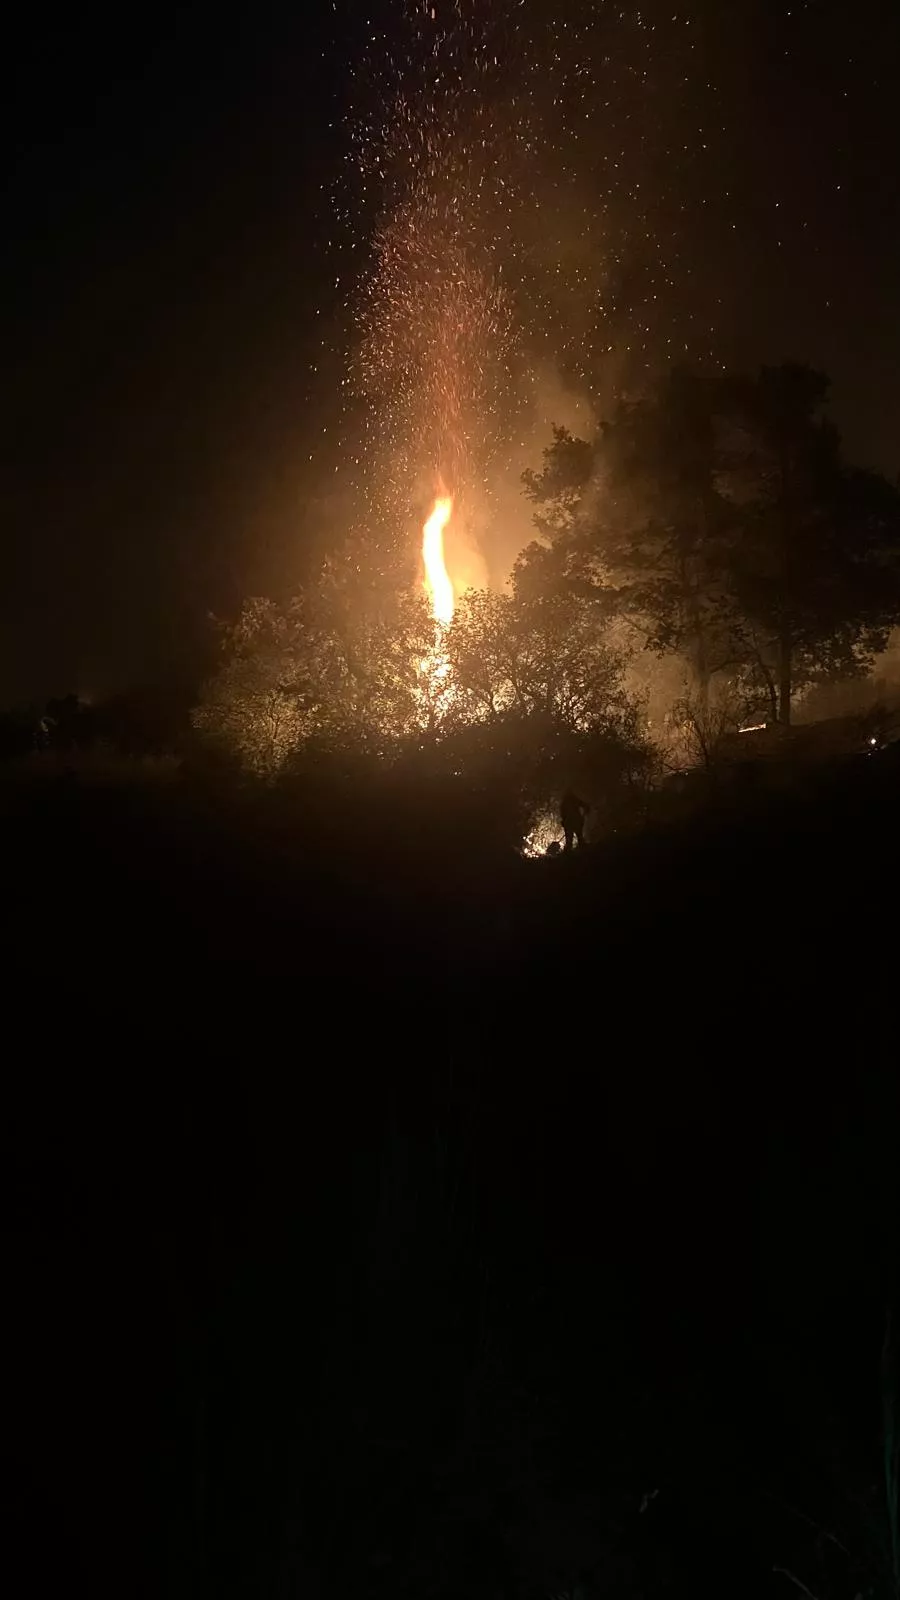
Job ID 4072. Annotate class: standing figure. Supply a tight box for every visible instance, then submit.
[560,790,588,852]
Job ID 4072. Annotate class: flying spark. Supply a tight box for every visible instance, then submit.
[328,0,727,585]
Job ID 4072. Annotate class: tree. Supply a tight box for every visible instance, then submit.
[192,598,313,775]
[304,571,434,753]
[192,560,652,859]
[440,587,653,841]
[517,427,607,605]
[444,587,636,734]
[519,370,745,710]
[600,368,745,705]
[521,425,597,542]
[519,364,900,728]
[717,364,900,723]
[665,676,764,772]
[192,575,437,775]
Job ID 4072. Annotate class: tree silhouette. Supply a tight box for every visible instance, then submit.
[193,579,435,774]
[519,364,900,726]
[445,587,633,733]
[600,368,744,706]
[718,364,900,723]
[192,598,314,774]
[519,370,745,709]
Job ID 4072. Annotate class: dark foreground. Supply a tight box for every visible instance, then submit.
[4,750,898,1600]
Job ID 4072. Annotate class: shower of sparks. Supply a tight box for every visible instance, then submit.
[325,0,728,579]
[357,189,515,532]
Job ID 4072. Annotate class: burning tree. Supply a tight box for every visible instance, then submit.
[192,508,652,858]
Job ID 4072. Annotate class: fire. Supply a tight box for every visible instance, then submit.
[422,495,455,625]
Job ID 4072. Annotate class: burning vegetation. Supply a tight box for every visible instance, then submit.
[193,9,900,849]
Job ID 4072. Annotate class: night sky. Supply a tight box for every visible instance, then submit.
[3,0,898,699]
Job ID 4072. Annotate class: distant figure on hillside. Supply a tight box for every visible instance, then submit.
[560,790,589,852]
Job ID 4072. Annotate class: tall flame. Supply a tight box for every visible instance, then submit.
[422,496,455,626]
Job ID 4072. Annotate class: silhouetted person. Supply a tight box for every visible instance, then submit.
[560,790,588,851]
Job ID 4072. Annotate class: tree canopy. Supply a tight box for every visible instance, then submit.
[192,359,900,856]
[192,549,651,850]
[518,363,900,724]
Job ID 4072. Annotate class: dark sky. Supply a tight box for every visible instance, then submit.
[2,3,345,697]
[2,0,899,700]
